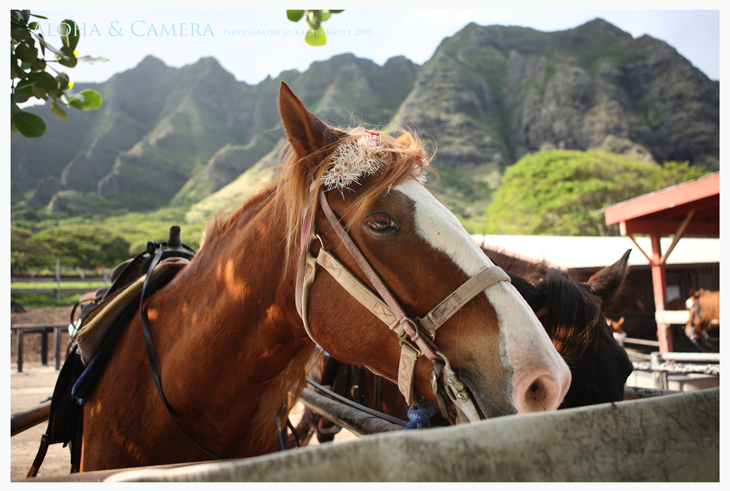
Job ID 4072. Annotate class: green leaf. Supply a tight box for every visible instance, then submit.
[12,27,32,43]
[28,21,38,30]
[80,90,102,109]
[68,90,103,110]
[27,71,57,91]
[306,11,322,31]
[15,80,35,94]
[15,42,38,63]
[57,51,78,68]
[60,19,80,51]
[77,55,110,64]
[320,11,332,22]
[11,102,22,114]
[12,10,28,26]
[30,13,48,20]
[30,86,48,100]
[287,10,305,22]
[30,58,46,72]
[36,35,66,58]
[305,29,327,47]
[330,10,344,13]
[51,99,68,121]
[12,111,47,138]
[56,72,70,92]
[11,92,30,105]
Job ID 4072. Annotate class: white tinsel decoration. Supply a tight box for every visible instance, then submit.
[322,135,387,192]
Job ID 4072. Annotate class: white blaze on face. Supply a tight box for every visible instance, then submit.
[395,179,571,413]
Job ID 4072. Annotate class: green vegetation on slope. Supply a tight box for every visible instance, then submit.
[483,150,709,236]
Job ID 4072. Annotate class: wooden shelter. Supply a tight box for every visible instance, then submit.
[603,172,720,353]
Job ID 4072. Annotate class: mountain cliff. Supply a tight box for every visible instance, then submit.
[11,19,718,223]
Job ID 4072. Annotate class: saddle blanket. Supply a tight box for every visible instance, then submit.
[71,259,188,404]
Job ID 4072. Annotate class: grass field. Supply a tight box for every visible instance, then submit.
[11,281,106,290]
[11,292,85,308]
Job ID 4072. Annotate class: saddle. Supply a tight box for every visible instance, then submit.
[26,226,196,478]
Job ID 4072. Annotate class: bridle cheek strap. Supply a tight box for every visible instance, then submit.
[295,187,511,410]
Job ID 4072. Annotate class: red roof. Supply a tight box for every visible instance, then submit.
[604,172,719,237]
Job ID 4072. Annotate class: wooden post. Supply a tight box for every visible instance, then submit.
[40,329,48,366]
[55,326,63,370]
[16,330,23,373]
[55,259,61,303]
[650,234,672,353]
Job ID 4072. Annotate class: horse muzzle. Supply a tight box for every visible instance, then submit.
[430,353,517,424]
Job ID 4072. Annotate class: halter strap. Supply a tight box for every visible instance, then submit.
[295,186,511,411]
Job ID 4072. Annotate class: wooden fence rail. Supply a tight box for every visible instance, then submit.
[11,260,109,300]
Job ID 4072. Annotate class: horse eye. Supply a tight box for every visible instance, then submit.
[366,214,396,232]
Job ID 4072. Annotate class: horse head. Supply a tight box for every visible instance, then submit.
[510,250,633,408]
[278,82,570,422]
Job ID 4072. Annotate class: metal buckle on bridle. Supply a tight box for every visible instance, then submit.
[398,330,423,358]
[312,233,325,252]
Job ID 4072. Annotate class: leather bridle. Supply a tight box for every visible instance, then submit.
[295,184,512,422]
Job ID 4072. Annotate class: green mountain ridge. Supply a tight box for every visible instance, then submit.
[11,18,719,231]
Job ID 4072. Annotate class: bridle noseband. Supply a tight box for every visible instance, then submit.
[295,185,511,422]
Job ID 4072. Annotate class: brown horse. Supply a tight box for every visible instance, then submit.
[685,288,720,349]
[77,82,569,471]
[293,250,633,442]
[606,317,626,346]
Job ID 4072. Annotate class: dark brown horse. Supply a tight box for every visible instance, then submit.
[505,250,634,409]
[76,82,569,471]
[294,250,633,443]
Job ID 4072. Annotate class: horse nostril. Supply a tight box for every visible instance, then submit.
[516,371,568,413]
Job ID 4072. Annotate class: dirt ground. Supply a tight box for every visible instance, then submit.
[10,305,355,482]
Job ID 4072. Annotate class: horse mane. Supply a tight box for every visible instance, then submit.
[488,248,605,360]
[202,126,433,265]
[527,264,605,359]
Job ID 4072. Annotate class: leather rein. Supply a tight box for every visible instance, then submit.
[295,185,511,422]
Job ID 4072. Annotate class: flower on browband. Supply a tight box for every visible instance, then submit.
[322,132,387,192]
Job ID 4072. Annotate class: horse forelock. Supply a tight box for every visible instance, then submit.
[274,126,433,261]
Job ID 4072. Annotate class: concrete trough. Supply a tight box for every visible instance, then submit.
[104,387,719,482]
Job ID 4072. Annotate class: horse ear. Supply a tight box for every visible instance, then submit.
[278,81,345,163]
[585,249,631,309]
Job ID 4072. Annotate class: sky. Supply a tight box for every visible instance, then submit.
[23,4,722,88]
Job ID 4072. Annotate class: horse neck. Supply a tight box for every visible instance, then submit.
[148,194,315,451]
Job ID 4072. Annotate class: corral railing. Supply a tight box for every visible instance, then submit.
[11,323,68,372]
[11,259,109,301]
[632,351,720,389]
